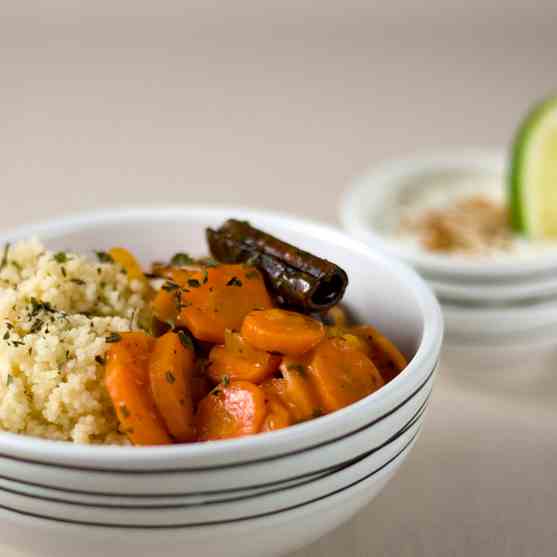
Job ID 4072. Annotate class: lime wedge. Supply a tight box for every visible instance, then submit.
[509,95,557,238]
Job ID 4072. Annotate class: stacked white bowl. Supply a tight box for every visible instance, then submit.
[0,207,443,557]
[341,151,557,346]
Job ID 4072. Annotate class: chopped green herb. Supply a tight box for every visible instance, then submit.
[287,363,307,376]
[204,258,219,268]
[188,278,201,288]
[70,278,86,286]
[105,333,122,343]
[176,299,192,312]
[61,266,67,277]
[178,330,194,351]
[95,355,106,366]
[165,371,176,384]
[11,260,22,272]
[212,389,222,397]
[6,375,13,386]
[245,254,260,267]
[245,270,259,280]
[29,298,55,317]
[226,277,243,287]
[222,374,231,387]
[0,244,10,272]
[120,404,130,418]
[95,251,114,264]
[2,331,9,340]
[5,323,13,330]
[162,281,180,292]
[53,252,68,264]
[170,253,195,266]
[29,320,43,334]
[202,269,209,284]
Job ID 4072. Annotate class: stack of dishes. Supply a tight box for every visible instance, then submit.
[0,208,443,557]
[341,151,557,346]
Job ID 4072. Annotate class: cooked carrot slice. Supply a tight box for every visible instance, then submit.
[241,309,325,355]
[265,358,323,422]
[261,381,292,432]
[105,332,172,446]
[108,247,150,289]
[154,265,272,344]
[307,337,384,413]
[148,331,196,442]
[207,330,281,384]
[350,325,408,383]
[196,381,267,441]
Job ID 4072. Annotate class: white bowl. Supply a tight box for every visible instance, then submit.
[0,207,442,554]
[0,367,434,495]
[427,274,557,304]
[340,150,557,282]
[443,299,557,344]
[0,436,419,557]
[0,410,427,526]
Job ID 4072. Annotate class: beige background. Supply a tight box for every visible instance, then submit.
[1,3,557,556]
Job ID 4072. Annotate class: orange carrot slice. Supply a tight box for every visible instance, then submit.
[207,330,281,384]
[261,382,292,432]
[154,265,272,344]
[108,247,149,289]
[105,332,172,446]
[307,337,384,413]
[196,381,267,441]
[264,358,323,423]
[148,331,196,442]
[350,325,408,383]
[241,309,325,355]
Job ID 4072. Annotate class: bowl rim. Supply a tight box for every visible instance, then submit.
[340,148,557,279]
[0,206,443,469]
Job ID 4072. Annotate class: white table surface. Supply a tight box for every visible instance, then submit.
[1,5,556,556]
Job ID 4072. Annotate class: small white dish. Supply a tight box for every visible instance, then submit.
[442,298,557,343]
[427,274,557,304]
[340,150,557,281]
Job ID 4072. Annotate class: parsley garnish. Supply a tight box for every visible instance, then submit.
[6,375,13,386]
[222,374,231,387]
[53,252,68,264]
[245,270,259,280]
[105,333,122,343]
[61,266,67,277]
[71,278,86,286]
[0,244,10,272]
[287,363,307,376]
[170,253,195,266]
[161,281,180,292]
[187,278,201,288]
[177,330,194,351]
[2,331,9,340]
[165,371,176,384]
[226,277,243,287]
[29,298,55,317]
[95,251,114,264]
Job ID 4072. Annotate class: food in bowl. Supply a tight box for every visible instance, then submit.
[395,94,557,257]
[0,220,408,446]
